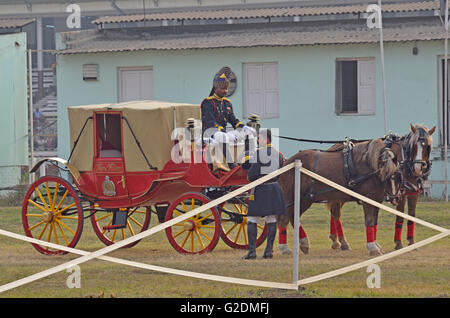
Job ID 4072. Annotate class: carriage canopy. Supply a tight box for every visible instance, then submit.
[68,100,201,172]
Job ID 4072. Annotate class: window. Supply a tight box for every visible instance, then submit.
[96,113,122,158]
[244,62,279,119]
[441,58,450,146]
[83,64,99,81]
[118,67,153,102]
[335,58,376,115]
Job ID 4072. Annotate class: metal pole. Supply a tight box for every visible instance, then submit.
[444,0,449,202]
[293,160,302,287]
[378,0,388,135]
[28,49,34,184]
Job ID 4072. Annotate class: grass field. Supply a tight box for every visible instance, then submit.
[0,200,448,298]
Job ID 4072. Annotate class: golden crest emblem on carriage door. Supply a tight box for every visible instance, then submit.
[102,176,116,196]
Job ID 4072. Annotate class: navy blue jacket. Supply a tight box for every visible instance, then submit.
[201,94,243,134]
[247,146,287,217]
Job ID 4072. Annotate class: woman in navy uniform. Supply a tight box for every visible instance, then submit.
[244,128,286,259]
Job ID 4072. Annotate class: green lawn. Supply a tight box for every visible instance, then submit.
[0,200,448,298]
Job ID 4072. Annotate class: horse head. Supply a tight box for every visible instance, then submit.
[405,123,435,178]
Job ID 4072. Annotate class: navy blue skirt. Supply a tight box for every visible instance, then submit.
[248,182,287,217]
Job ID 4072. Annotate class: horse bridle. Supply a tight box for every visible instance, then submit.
[386,129,432,198]
[401,129,432,179]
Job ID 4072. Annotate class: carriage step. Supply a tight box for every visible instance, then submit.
[103,224,127,231]
[103,210,128,230]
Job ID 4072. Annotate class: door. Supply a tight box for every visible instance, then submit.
[442,59,450,146]
[93,112,130,203]
[243,63,279,118]
[119,67,153,102]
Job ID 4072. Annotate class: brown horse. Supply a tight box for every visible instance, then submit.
[393,124,435,249]
[325,134,403,251]
[324,124,435,252]
[276,138,401,256]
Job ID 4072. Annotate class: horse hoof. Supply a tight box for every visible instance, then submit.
[407,239,418,251]
[278,244,292,255]
[367,242,382,256]
[340,241,351,251]
[331,241,341,250]
[394,240,403,250]
[300,238,310,255]
[369,249,383,256]
[375,242,385,254]
[300,246,309,255]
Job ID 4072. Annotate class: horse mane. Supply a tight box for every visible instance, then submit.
[407,124,434,151]
[363,138,397,182]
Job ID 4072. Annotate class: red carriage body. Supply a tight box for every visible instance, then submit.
[23,101,266,255]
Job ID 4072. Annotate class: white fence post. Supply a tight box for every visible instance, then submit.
[293,160,302,286]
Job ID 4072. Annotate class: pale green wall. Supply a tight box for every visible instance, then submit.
[0,32,28,187]
[56,39,448,197]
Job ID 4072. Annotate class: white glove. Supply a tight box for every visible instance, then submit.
[242,125,256,136]
[213,131,229,143]
[226,130,239,144]
[203,137,218,146]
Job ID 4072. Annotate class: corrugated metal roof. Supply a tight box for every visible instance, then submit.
[92,1,439,24]
[0,18,35,29]
[57,20,446,55]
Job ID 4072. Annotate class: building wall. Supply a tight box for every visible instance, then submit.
[0,32,29,189]
[56,39,448,197]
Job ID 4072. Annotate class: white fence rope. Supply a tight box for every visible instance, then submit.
[0,163,296,293]
[0,229,296,290]
[0,161,448,294]
[297,230,450,286]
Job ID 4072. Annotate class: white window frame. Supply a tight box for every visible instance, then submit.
[335,57,376,116]
[118,66,154,102]
[243,62,279,119]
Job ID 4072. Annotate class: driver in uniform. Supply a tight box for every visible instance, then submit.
[201,71,253,171]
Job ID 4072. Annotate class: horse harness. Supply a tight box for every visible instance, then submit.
[398,129,432,196]
[304,139,379,203]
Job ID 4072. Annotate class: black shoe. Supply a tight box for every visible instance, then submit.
[243,222,257,260]
[263,222,277,259]
[243,251,257,260]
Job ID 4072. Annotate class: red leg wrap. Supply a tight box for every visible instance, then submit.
[407,222,415,239]
[366,226,375,243]
[330,217,337,236]
[336,220,345,238]
[374,224,378,241]
[278,227,287,244]
[299,226,307,239]
[394,222,403,241]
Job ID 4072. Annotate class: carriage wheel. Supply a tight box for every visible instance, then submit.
[90,206,152,248]
[165,192,221,254]
[219,199,267,250]
[22,176,83,255]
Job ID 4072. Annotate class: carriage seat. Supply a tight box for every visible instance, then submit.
[100,149,122,158]
[99,136,122,158]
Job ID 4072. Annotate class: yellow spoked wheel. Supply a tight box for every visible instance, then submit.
[165,192,221,254]
[90,206,151,248]
[22,176,83,255]
[219,199,267,250]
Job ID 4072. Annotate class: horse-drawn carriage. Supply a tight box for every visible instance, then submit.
[23,101,266,255]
